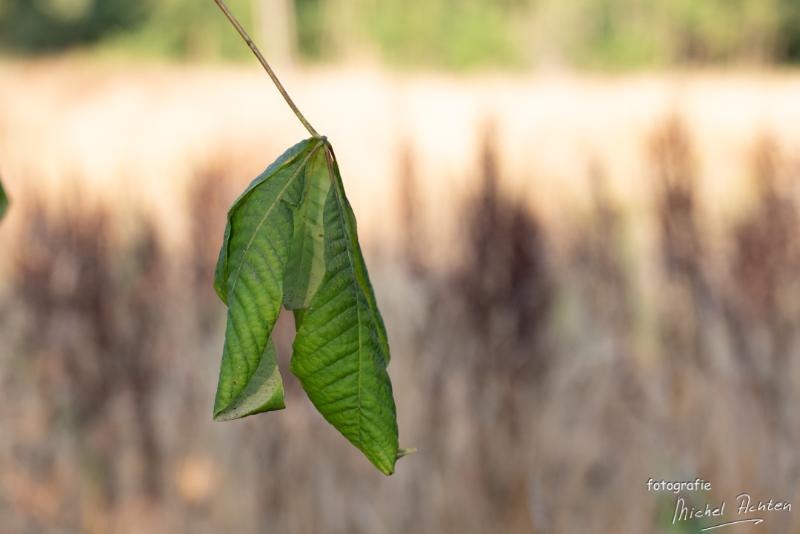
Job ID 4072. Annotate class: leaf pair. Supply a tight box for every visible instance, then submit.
[213,137,400,475]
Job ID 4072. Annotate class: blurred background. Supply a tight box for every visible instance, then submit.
[1,0,800,533]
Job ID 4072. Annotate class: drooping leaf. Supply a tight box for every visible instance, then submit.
[290,142,398,475]
[213,137,324,421]
[0,179,7,220]
[213,137,402,475]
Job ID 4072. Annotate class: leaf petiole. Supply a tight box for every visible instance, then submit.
[212,0,320,138]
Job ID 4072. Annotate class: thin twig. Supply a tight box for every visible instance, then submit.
[212,0,320,137]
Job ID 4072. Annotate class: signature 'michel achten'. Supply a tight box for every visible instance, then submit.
[672,493,791,531]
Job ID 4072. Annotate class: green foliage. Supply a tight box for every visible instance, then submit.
[294,0,327,60]
[358,0,522,69]
[777,0,800,61]
[0,179,7,220]
[0,0,149,53]
[98,0,255,60]
[0,0,255,60]
[213,137,400,474]
[4,0,800,68]
[554,0,791,68]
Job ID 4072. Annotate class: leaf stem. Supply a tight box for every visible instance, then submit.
[212,0,320,138]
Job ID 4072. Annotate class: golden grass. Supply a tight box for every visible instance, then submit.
[2,58,800,534]
[2,59,799,249]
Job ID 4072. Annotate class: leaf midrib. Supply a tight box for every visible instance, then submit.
[323,144,366,451]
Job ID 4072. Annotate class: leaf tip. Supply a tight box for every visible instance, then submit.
[376,460,395,476]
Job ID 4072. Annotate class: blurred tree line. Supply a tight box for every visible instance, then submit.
[1,0,799,69]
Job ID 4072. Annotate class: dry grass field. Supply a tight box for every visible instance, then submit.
[1,59,800,533]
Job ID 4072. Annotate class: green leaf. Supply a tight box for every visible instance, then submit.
[0,179,7,220]
[213,137,323,421]
[290,143,398,475]
[213,137,401,475]
[283,146,330,309]
[214,139,319,305]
